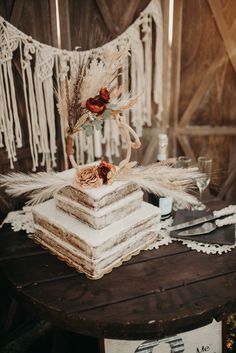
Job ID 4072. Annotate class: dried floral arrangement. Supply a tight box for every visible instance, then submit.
[0,48,203,208]
[57,47,141,169]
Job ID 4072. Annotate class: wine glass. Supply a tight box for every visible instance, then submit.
[178,156,192,168]
[173,156,192,210]
[196,156,212,201]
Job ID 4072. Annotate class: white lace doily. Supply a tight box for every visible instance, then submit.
[1,207,34,234]
[1,206,236,255]
[150,206,236,254]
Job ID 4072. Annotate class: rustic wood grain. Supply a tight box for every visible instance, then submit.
[208,0,236,73]
[0,209,236,340]
[177,126,236,135]
[16,249,236,315]
[170,0,236,200]
[169,0,183,157]
[178,66,217,128]
[75,272,236,339]
[176,135,196,161]
[58,0,71,50]
[96,0,120,34]
[0,228,46,262]
[49,0,60,48]
[65,0,150,51]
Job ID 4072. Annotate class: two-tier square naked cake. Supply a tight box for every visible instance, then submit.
[32,178,161,279]
[54,181,143,229]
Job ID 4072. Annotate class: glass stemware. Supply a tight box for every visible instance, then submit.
[173,156,192,210]
[178,156,192,168]
[196,156,212,201]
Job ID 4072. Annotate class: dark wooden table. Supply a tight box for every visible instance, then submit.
[0,200,236,341]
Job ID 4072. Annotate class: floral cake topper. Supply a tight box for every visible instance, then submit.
[73,160,115,189]
[56,48,141,170]
[0,49,204,209]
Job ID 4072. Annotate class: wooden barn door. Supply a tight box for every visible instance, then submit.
[169,0,236,202]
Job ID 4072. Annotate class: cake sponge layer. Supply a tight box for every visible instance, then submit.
[55,189,143,230]
[56,181,140,210]
[32,199,161,279]
[33,225,159,279]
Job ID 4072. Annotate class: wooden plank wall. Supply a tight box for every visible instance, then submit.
[0,0,152,217]
[0,0,152,174]
[2,0,236,201]
[0,0,62,174]
[0,0,62,217]
[170,0,236,202]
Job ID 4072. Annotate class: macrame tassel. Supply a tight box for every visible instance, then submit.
[121,52,130,123]
[142,14,152,126]
[93,128,102,159]
[78,130,85,165]
[152,0,163,120]
[86,135,94,164]
[43,77,57,168]
[34,49,57,170]
[131,29,145,136]
[0,0,163,169]
[20,44,38,171]
[74,132,80,165]
[130,36,141,137]
[25,63,40,169]
[6,60,22,147]
[2,61,19,161]
[55,56,68,169]
[103,119,112,162]
[0,18,22,168]
[0,86,4,148]
[74,130,86,165]
[0,63,16,168]
[34,72,50,169]
[102,119,121,162]
[111,119,121,157]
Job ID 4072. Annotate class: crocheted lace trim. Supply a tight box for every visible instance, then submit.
[2,204,236,255]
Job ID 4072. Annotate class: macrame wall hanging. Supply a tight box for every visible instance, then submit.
[0,0,163,171]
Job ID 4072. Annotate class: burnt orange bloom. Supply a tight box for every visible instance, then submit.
[97,160,115,183]
[86,96,106,114]
[99,87,110,103]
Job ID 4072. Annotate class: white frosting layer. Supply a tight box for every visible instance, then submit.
[34,223,159,268]
[79,181,135,201]
[55,190,143,217]
[59,167,134,201]
[34,223,159,278]
[33,199,161,249]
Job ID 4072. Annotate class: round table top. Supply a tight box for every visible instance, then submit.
[1,200,236,340]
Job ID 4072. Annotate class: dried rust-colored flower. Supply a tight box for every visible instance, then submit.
[86,96,106,114]
[73,166,103,188]
[99,87,110,103]
[97,160,116,184]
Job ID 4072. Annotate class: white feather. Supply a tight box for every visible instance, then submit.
[0,172,72,205]
[80,46,130,103]
[115,164,202,208]
[0,164,202,208]
[131,178,198,208]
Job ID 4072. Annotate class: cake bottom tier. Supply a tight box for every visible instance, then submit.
[33,225,159,279]
[32,199,161,279]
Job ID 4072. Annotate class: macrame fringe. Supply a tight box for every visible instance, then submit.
[0,0,163,170]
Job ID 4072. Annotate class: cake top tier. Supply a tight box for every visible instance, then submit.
[58,168,139,201]
[77,180,136,200]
